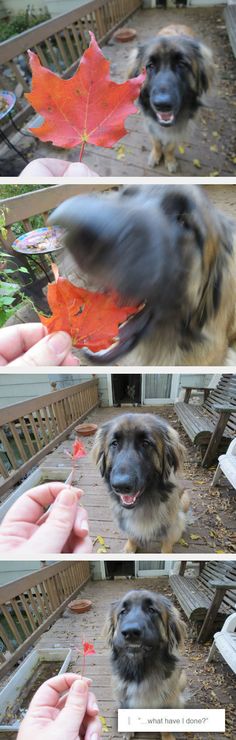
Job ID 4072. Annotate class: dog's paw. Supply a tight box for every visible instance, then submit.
[166,159,178,174]
[148,150,162,167]
[124,538,138,553]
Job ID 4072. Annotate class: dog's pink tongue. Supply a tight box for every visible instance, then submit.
[120,493,139,505]
[158,111,174,122]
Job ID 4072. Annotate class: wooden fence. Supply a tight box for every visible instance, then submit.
[0,379,99,498]
[0,561,90,679]
[0,0,142,134]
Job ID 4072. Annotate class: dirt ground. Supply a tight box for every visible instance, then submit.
[1,7,236,177]
[8,403,236,554]
[1,576,235,740]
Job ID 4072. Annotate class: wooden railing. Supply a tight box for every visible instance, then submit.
[0,379,99,497]
[0,0,141,133]
[0,561,90,679]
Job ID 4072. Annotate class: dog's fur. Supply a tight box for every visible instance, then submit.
[105,589,187,740]
[49,185,236,366]
[93,413,189,553]
[128,24,215,172]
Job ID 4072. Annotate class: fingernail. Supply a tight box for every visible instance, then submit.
[57,489,76,506]
[80,520,89,534]
[92,701,99,712]
[47,331,71,356]
[90,733,99,740]
[73,678,87,693]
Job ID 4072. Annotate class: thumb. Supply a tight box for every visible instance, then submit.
[9,331,73,367]
[22,489,77,553]
[55,678,89,734]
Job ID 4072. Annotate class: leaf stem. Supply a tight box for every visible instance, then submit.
[81,651,86,676]
[79,141,86,162]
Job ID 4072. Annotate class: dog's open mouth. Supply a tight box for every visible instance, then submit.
[117,490,143,508]
[83,303,152,364]
[156,110,175,126]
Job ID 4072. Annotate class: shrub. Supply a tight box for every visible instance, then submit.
[0,6,51,43]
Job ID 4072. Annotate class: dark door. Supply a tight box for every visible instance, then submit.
[112,374,141,405]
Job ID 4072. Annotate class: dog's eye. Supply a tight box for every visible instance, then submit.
[120,607,127,615]
[146,62,155,71]
[177,214,191,231]
[142,438,151,448]
[174,55,189,70]
[148,605,157,614]
[110,439,119,448]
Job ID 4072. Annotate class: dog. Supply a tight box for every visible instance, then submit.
[49,185,236,366]
[93,412,189,553]
[127,24,215,172]
[105,589,187,740]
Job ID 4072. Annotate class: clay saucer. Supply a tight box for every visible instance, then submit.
[113,28,137,42]
[68,599,92,614]
[75,423,97,436]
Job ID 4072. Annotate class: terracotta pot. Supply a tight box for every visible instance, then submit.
[75,423,97,436]
[68,599,92,614]
[113,28,137,42]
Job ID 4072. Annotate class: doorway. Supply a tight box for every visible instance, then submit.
[111,375,141,405]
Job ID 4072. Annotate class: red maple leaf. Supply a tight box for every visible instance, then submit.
[82,641,96,656]
[39,264,139,353]
[72,440,87,459]
[25,32,145,158]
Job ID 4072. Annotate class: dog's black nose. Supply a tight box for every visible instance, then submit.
[121,624,142,641]
[111,474,136,494]
[152,94,173,111]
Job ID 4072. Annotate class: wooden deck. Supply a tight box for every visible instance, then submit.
[13,404,236,554]
[2,575,235,740]
[4,6,236,177]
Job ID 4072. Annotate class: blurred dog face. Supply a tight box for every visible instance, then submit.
[49,185,235,364]
[106,589,185,659]
[93,413,184,509]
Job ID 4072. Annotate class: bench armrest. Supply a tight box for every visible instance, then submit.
[209,580,236,589]
[212,404,235,413]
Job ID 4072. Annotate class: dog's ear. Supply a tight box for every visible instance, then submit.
[163,428,186,482]
[127,45,145,78]
[166,605,187,653]
[195,42,215,94]
[92,423,110,477]
[103,601,119,645]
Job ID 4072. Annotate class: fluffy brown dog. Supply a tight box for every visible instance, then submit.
[93,413,189,553]
[49,185,236,366]
[128,24,215,172]
[105,589,187,740]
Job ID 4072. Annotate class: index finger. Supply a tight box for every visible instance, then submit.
[2,483,84,525]
[0,324,47,364]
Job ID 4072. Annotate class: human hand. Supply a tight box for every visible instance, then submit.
[17,674,102,740]
[0,324,78,367]
[19,159,98,178]
[0,483,92,554]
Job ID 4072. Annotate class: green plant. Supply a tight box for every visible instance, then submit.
[0,207,32,326]
[0,7,51,43]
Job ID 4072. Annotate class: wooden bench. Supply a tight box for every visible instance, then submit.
[207,612,236,674]
[175,374,236,467]
[170,561,236,643]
